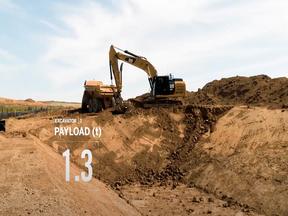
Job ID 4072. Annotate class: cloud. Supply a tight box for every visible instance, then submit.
[0,48,25,80]
[0,0,16,9]
[0,0,22,13]
[0,48,17,61]
[4,0,287,101]
[0,63,26,79]
[42,0,288,100]
[39,19,66,33]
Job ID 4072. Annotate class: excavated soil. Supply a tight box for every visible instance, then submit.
[2,75,288,215]
[4,104,287,215]
[5,106,232,186]
[183,107,288,216]
[0,134,140,216]
[187,75,288,107]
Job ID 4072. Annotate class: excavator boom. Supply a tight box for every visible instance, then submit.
[109,45,186,103]
[109,45,158,91]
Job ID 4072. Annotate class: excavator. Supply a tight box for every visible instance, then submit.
[81,45,186,113]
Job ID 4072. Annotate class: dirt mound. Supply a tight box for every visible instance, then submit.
[25,98,35,103]
[0,96,45,106]
[182,107,288,216]
[6,105,244,215]
[121,184,261,216]
[4,102,287,215]
[0,137,140,216]
[0,96,80,108]
[5,105,231,186]
[3,74,287,215]
[4,76,288,216]
[187,75,288,107]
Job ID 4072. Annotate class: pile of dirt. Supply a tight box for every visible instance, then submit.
[3,74,287,215]
[24,98,35,103]
[121,184,260,216]
[0,97,45,106]
[5,104,287,215]
[182,107,288,216]
[18,105,232,187]
[187,75,288,107]
[5,105,231,187]
[124,105,232,186]
[0,97,80,108]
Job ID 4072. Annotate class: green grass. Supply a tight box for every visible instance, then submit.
[0,104,62,114]
[0,105,41,113]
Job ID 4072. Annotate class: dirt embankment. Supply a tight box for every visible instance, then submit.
[3,74,287,215]
[187,75,288,107]
[0,135,140,216]
[0,97,45,106]
[6,104,287,215]
[0,97,80,108]
[182,107,288,216]
[22,106,232,186]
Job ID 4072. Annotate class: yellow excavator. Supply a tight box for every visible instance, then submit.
[81,45,186,113]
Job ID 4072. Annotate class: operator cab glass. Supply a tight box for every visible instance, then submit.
[153,74,183,96]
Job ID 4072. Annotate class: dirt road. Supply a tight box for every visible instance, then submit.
[0,135,140,216]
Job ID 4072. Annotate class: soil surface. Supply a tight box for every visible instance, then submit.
[187,75,288,107]
[1,74,287,216]
[0,97,80,107]
[0,134,140,216]
[3,105,287,215]
[122,184,263,216]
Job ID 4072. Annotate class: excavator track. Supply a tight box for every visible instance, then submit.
[129,98,182,108]
[129,96,233,113]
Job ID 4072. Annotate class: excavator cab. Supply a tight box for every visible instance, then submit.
[152,74,185,98]
[153,75,174,96]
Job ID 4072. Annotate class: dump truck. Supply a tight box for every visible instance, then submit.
[81,80,117,113]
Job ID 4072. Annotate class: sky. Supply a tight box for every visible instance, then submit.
[0,0,287,102]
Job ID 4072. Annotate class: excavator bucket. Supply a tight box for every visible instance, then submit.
[112,94,128,114]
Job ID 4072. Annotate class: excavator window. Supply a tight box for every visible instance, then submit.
[154,76,175,95]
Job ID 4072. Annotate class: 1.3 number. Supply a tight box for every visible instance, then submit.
[62,149,93,182]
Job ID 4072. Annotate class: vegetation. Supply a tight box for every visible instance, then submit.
[0,104,62,119]
[0,105,46,113]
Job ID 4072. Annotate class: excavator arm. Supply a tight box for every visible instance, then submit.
[109,45,158,93]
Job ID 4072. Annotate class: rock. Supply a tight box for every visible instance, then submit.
[192,197,199,203]
[208,197,214,202]
[223,202,230,208]
[186,208,194,213]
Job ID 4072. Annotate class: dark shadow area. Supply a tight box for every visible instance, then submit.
[0,120,5,132]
